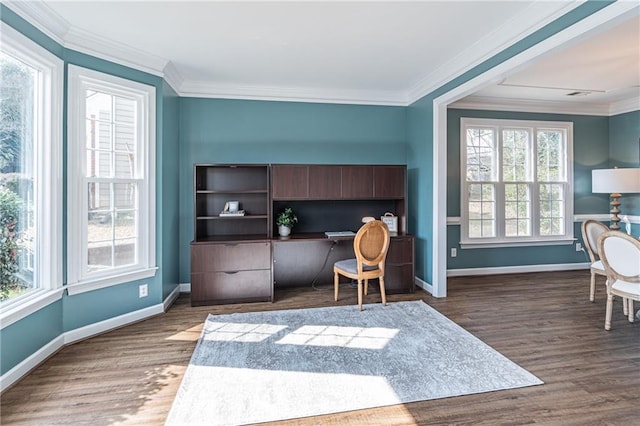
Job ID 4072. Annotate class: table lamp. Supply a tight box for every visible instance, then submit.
[592,167,640,230]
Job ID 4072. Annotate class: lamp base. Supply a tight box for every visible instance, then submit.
[609,193,621,231]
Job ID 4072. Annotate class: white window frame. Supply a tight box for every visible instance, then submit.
[67,65,156,295]
[0,22,63,328]
[460,117,574,248]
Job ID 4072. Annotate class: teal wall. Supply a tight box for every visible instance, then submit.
[0,4,179,374]
[161,82,181,299]
[609,110,640,236]
[178,98,407,283]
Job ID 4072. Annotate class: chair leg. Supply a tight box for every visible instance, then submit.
[628,299,635,323]
[364,279,369,295]
[623,297,628,316]
[379,276,387,306]
[334,272,339,302]
[357,279,363,311]
[605,294,614,331]
[589,272,596,302]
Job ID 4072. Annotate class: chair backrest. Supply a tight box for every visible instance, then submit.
[581,220,609,262]
[597,230,640,283]
[353,220,390,268]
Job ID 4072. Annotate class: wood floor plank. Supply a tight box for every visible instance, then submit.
[1,270,639,425]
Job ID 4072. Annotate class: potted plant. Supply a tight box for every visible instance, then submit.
[276,207,297,237]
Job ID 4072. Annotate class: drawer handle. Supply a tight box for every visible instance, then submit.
[224,271,239,274]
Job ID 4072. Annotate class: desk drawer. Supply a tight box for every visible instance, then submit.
[191,270,272,305]
[387,237,413,264]
[191,242,271,272]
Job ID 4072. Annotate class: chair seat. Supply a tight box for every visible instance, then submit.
[611,280,640,297]
[590,260,605,273]
[334,258,378,274]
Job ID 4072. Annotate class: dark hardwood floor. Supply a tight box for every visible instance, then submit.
[1,270,638,425]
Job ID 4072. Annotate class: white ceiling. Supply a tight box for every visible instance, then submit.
[6,1,639,113]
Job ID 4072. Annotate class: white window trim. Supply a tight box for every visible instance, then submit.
[0,22,63,328]
[460,117,574,248]
[67,65,156,295]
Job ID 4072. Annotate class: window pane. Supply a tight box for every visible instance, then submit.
[504,183,530,237]
[114,238,136,267]
[114,211,135,239]
[88,241,113,272]
[467,183,495,238]
[115,183,136,209]
[539,183,565,236]
[502,129,530,182]
[466,128,496,182]
[537,130,565,182]
[0,51,38,301]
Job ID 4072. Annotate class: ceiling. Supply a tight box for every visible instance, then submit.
[6,1,639,113]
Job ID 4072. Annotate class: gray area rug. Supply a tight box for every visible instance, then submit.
[166,301,542,425]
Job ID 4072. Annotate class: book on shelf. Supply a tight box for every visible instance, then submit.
[219,210,246,217]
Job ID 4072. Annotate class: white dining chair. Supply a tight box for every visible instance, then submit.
[597,231,640,331]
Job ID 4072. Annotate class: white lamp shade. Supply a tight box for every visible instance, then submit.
[592,168,640,194]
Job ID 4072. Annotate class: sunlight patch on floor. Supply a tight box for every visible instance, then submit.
[277,325,399,349]
[165,324,203,341]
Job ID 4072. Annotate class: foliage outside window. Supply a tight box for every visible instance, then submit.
[67,65,156,294]
[460,118,573,247]
[0,22,62,315]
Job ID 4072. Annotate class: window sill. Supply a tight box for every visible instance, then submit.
[460,238,576,249]
[0,288,65,329]
[66,267,158,296]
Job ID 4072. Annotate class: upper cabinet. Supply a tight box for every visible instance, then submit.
[374,166,406,199]
[272,164,404,201]
[271,165,309,199]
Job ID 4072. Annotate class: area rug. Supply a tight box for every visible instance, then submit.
[166,301,542,425]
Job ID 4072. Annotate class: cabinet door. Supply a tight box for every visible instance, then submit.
[309,165,342,199]
[374,166,406,198]
[272,165,309,199]
[341,166,373,199]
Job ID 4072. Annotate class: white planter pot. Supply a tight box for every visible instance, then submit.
[278,225,291,237]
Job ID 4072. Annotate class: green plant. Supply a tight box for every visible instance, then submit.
[0,186,23,301]
[276,207,298,229]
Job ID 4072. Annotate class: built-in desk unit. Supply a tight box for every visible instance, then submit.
[190,163,414,306]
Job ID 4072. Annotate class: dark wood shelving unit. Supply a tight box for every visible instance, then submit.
[191,163,414,307]
[191,164,272,306]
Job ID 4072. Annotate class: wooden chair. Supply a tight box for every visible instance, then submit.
[581,220,609,302]
[597,231,640,331]
[334,220,390,311]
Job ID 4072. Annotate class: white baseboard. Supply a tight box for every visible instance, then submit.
[1,287,179,393]
[163,284,181,311]
[0,334,65,393]
[179,283,191,293]
[447,262,590,277]
[414,276,433,295]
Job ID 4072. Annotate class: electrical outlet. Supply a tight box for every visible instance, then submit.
[451,248,457,257]
[139,283,148,298]
[576,242,582,252]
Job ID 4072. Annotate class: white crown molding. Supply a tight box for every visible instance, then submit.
[449,95,611,116]
[406,1,585,104]
[2,0,69,45]
[4,1,169,78]
[162,61,184,94]
[179,81,408,106]
[64,26,168,77]
[609,97,640,116]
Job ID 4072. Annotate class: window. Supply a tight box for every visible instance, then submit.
[460,118,573,247]
[0,22,63,321]
[67,65,156,295]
